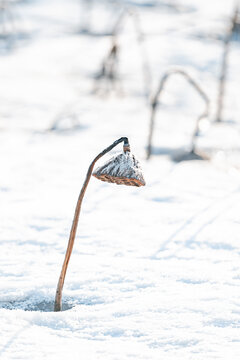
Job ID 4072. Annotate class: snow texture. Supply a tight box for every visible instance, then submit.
[0,0,240,359]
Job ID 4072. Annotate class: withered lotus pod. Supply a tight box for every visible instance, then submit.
[92,151,145,187]
[54,137,145,312]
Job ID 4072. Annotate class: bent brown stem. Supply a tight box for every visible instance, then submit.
[54,137,130,311]
[146,69,209,159]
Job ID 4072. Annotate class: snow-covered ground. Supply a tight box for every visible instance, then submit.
[0,0,240,359]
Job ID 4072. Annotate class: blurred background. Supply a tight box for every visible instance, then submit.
[0,0,240,158]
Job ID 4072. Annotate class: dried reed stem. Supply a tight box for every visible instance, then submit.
[146,69,209,159]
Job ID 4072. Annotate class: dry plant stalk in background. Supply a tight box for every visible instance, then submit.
[215,5,239,122]
[146,69,210,160]
[94,7,151,98]
[93,40,119,94]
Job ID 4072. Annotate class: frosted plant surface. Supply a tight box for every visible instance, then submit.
[93,151,146,186]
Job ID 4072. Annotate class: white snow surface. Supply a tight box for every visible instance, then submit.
[0,0,240,359]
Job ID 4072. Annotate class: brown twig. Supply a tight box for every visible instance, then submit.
[54,137,130,311]
[215,5,239,122]
[146,69,210,159]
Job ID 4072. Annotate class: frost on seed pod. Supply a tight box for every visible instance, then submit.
[93,151,145,187]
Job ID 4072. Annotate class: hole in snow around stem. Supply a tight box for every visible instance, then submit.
[0,294,105,312]
[0,300,73,312]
